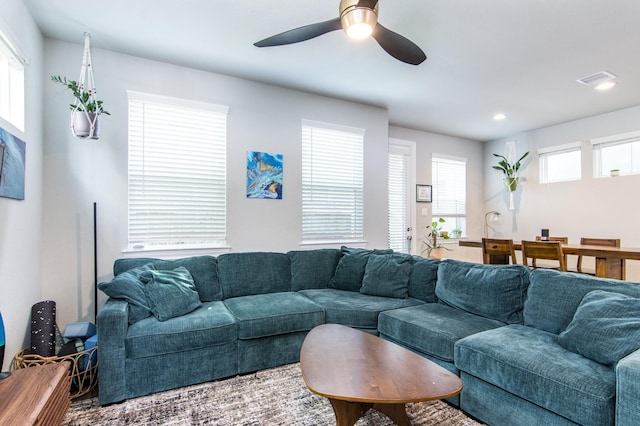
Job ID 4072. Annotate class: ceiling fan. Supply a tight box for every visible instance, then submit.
[254,0,427,65]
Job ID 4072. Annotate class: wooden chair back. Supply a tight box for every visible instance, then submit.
[482,238,518,265]
[535,236,569,243]
[522,240,567,272]
[577,238,621,273]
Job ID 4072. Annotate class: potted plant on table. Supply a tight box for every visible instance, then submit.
[420,218,451,259]
[51,75,110,139]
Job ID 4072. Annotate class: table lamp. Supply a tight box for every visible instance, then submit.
[484,211,501,238]
[0,311,10,379]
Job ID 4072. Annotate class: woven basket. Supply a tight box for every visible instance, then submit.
[12,346,98,399]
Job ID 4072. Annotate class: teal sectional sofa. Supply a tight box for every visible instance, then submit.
[97,248,640,426]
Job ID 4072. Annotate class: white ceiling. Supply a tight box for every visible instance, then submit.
[23,0,640,141]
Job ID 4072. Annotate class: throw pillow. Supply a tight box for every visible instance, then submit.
[329,247,393,292]
[141,266,202,321]
[558,290,640,365]
[97,264,157,324]
[408,255,439,302]
[360,253,412,298]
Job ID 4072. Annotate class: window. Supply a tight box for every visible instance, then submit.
[388,140,414,253]
[592,131,640,178]
[432,155,466,235]
[127,91,229,250]
[301,119,364,243]
[538,142,581,183]
[0,22,27,130]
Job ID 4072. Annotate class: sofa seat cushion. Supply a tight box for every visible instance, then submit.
[379,303,506,363]
[125,301,237,359]
[455,324,615,426]
[224,292,325,339]
[298,289,423,329]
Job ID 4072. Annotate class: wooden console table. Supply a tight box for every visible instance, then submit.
[0,362,71,425]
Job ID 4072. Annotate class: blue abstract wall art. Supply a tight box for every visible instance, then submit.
[246,151,283,199]
[0,126,26,201]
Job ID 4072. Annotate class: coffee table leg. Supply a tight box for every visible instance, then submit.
[328,399,411,426]
[373,403,411,426]
[329,399,372,426]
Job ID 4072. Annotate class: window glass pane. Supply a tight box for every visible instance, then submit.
[0,38,25,130]
[127,92,228,249]
[432,156,466,236]
[388,149,409,252]
[302,121,364,242]
[594,138,640,177]
[539,148,581,183]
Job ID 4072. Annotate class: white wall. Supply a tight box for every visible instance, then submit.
[389,126,484,262]
[42,39,390,329]
[484,105,640,280]
[0,1,44,370]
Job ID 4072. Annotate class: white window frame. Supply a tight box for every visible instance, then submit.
[431,154,466,236]
[301,119,365,247]
[125,91,229,256]
[388,138,416,254]
[0,18,28,131]
[538,142,582,184]
[592,130,640,178]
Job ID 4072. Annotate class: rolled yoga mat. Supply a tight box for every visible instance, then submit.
[30,300,58,357]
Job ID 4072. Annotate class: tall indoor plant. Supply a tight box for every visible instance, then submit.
[51,75,110,139]
[420,218,451,259]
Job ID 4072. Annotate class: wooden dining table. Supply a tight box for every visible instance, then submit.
[459,240,640,280]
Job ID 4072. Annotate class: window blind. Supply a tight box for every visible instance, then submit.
[432,155,466,217]
[388,145,410,253]
[127,91,229,249]
[301,120,365,242]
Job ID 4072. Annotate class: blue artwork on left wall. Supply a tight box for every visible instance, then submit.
[246,151,283,199]
[0,126,26,200]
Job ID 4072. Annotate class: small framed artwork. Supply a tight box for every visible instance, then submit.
[416,184,432,203]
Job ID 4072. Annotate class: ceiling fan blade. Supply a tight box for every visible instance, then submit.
[372,23,427,65]
[356,0,379,9]
[254,18,343,47]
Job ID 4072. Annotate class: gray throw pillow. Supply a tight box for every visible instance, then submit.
[329,246,393,292]
[97,264,156,324]
[360,253,412,298]
[558,290,640,365]
[141,266,202,321]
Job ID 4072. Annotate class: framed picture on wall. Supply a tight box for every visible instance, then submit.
[416,184,432,203]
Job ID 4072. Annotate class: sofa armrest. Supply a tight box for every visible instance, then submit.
[616,348,640,426]
[96,298,129,405]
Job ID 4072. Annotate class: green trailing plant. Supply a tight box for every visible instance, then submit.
[51,75,110,115]
[492,151,529,178]
[420,218,451,257]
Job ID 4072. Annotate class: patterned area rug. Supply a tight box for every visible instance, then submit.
[64,363,483,425]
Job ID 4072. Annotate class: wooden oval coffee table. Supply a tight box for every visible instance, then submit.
[300,324,463,426]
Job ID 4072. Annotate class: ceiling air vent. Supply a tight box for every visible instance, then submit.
[576,71,616,87]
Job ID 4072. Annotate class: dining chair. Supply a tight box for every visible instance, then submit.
[482,238,518,265]
[577,237,621,274]
[522,240,567,272]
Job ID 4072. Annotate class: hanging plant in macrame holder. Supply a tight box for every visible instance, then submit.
[51,33,109,140]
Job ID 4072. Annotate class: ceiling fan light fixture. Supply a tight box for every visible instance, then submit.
[340,1,378,40]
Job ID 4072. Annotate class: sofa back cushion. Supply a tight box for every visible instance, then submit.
[217,252,291,298]
[408,256,439,302]
[113,256,221,301]
[435,259,530,324]
[288,249,342,291]
[524,269,640,334]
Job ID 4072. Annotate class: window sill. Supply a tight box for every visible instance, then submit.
[121,245,231,259]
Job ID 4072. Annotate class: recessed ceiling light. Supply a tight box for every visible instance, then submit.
[493,113,507,121]
[594,81,617,91]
